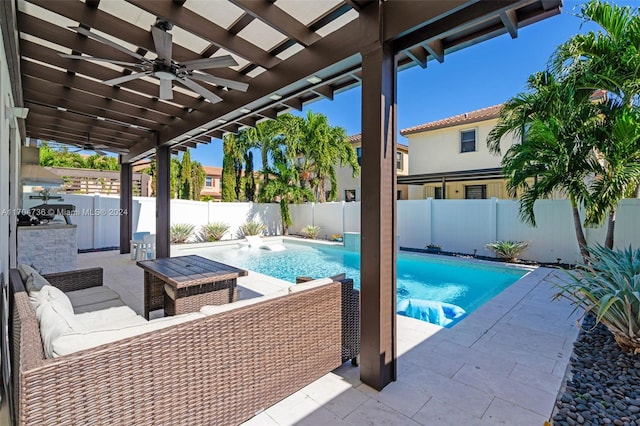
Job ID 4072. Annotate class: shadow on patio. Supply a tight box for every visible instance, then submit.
[75,250,578,425]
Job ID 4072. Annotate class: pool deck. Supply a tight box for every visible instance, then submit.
[73,247,580,425]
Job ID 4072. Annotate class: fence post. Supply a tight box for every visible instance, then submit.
[342,201,346,236]
[93,194,101,250]
[490,197,498,243]
[425,197,433,245]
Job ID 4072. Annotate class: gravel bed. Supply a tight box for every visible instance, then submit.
[552,315,640,426]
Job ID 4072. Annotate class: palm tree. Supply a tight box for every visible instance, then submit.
[552,0,640,249]
[588,102,640,248]
[259,149,313,235]
[295,111,360,202]
[487,71,600,261]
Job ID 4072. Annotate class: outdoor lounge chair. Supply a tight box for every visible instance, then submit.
[8,267,359,425]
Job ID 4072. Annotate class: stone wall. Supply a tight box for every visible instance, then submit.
[17,225,78,273]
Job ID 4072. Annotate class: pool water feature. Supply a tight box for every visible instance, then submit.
[197,242,527,326]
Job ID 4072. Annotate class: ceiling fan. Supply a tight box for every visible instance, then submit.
[60,20,249,104]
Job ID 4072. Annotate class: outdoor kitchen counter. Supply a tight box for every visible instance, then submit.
[17,224,78,273]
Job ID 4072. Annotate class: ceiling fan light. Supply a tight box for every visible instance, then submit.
[155,70,175,80]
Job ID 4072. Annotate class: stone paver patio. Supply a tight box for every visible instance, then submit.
[74,249,579,425]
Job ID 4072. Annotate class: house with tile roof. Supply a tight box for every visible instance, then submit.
[333,134,410,202]
[399,104,520,200]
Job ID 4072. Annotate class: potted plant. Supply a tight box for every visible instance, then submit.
[425,243,441,254]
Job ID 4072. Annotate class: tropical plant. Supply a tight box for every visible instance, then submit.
[259,157,314,235]
[485,241,529,261]
[221,134,237,202]
[294,111,360,202]
[170,223,195,243]
[238,220,266,237]
[552,244,640,354]
[552,0,640,249]
[487,71,599,261]
[301,225,321,239]
[198,222,230,242]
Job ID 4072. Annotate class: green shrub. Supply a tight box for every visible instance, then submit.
[553,245,640,354]
[170,223,195,243]
[198,222,229,242]
[301,225,321,239]
[485,240,529,261]
[238,220,266,237]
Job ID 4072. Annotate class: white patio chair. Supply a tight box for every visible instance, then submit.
[130,231,151,260]
[137,234,156,260]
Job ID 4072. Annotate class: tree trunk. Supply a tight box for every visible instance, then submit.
[571,203,590,262]
[605,210,615,249]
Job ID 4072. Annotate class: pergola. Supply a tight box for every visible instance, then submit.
[2,0,561,390]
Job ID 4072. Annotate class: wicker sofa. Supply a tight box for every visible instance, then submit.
[9,267,360,426]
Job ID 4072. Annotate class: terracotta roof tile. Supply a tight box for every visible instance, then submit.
[400,104,503,136]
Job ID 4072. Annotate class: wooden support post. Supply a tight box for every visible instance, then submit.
[156,144,170,258]
[360,21,398,389]
[119,159,132,254]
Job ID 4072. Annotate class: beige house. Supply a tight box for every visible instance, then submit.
[333,134,409,202]
[200,166,223,200]
[399,105,520,200]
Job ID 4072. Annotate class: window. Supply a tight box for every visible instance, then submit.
[205,176,213,187]
[356,147,362,166]
[434,187,443,199]
[460,129,476,153]
[396,151,403,170]
[345,189,356,202]
[465,185,486,199]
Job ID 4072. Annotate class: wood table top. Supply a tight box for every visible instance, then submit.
[137,255,248,288]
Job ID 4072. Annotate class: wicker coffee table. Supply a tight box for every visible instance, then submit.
[136,255,248,319]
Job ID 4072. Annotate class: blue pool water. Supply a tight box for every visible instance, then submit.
[197,242,527,321]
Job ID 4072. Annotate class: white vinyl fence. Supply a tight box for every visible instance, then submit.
[291,198,640,264]
[23,193,281,251]
[23,193,640,263]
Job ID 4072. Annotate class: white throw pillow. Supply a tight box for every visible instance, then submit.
[38,300,81,358]
[34,285,74,318]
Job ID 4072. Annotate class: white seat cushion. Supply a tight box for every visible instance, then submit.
[75,306,147,331]
[288,278,333,294]
[50,312,205,358]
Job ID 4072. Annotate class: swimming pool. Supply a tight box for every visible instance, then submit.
[193,241,528,324]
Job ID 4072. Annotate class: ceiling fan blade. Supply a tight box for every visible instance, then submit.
[151,26,172,65]
[180,55,238,71]
[189,72,249,92]
[58,53,142,68]
[69,26,146,61]
[178,77,223,104]
[159,78,173,100]
[103,71,152,86]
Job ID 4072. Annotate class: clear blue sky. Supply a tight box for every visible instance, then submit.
[188,0,619,167]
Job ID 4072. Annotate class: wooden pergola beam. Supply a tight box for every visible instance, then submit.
[230,0,321,47]
[127,0,280,69]
[500,9,519,39]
